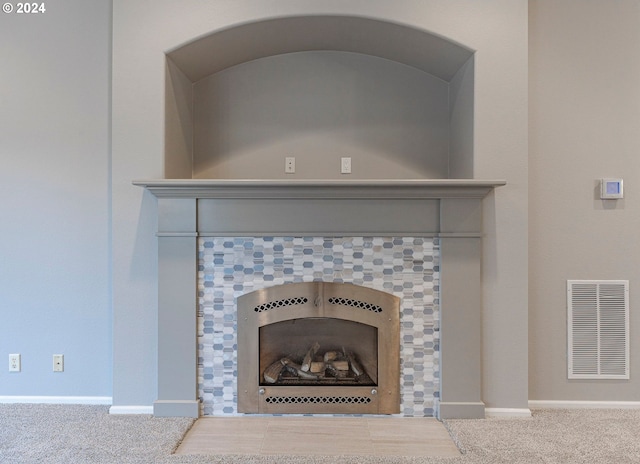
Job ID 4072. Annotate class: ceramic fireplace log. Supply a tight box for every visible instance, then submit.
[282,359,320,380]
[325,363,349,379]
[347,354,364,377]
[301,342,321,372]
[309,361,326,374]
[263,358,287,384]
[331,360,349,371]
[323,351,339,363]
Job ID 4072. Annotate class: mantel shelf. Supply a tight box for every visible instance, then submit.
[133,179,506,199]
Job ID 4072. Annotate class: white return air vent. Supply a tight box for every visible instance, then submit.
[568,280,629,379]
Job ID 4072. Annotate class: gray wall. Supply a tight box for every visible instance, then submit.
[529,0,640,401]
[192,51,450,179]
[165,59,194,179]
[449,56,474,179]
[0,1,112,397]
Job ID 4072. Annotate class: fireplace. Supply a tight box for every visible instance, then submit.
[127,10,509,420]
[135,179,503,419]
[237,281,400,414]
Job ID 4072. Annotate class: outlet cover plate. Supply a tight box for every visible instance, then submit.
[341,157,352,174]
[9,354,20,372]
[285,157,296,174]
[53,354,64,372]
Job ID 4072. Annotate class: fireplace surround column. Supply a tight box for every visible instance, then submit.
[438,198,484,419]
[155,198,199,417]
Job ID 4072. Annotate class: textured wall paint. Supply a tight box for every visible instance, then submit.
[0,1,112,396]
[529,0,640,401]
[192,51,450,179]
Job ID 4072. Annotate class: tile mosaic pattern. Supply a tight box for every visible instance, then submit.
[197,236,440,417]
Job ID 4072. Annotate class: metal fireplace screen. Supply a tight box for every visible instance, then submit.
[237,282,400,414]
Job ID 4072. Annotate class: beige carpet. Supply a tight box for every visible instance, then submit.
[2,404,640,463]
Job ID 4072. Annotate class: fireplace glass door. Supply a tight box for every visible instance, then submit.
[237,282,400,414]
[259,318,378,387]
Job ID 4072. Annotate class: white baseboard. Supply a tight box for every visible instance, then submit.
[109,405,154,415]
[0,396,112,405]
[529,400,640,409]
[485,408,532,418]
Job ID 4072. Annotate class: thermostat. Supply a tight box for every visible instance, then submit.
[600,178,623,199]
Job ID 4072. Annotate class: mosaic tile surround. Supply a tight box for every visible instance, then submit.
[197,236,440,417]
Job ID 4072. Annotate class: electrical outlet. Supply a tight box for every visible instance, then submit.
[9,354,20,372]
[341,157,352,174]
[53,354,64,372]
[285,157,296,174]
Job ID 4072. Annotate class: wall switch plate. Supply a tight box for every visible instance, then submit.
[9,354,20,372]
[285,157,296,174]
[53,354,64,372]
[341,157,352,174]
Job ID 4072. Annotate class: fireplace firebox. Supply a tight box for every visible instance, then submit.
[237,281,400,414]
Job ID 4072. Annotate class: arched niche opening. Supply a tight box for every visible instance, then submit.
[164,15,475,180]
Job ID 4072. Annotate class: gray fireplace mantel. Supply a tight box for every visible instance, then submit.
[133,178,505,199]
[135,178,505,419]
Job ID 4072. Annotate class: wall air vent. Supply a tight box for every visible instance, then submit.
[567,280,629,379]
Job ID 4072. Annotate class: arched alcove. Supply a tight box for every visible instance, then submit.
[164,15,475,179]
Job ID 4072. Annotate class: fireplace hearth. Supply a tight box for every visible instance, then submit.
[237,282,400,414]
